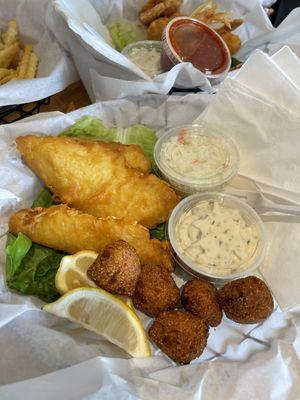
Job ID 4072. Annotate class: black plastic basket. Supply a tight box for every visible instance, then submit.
[0,97,51,124]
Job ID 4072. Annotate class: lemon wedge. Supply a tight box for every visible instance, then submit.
[43,288,150,358]
[55,251,98,294]
[55,251,133,308]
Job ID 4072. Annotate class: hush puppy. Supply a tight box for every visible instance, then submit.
[181,278,222,327]
[149,310,209,364]
[132,264,180,317]
[87,240,141,296]
[219,276,274,324]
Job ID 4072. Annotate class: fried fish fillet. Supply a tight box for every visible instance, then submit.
[9,205,174,271]
[16,135,180,228]
[95,140,151,173]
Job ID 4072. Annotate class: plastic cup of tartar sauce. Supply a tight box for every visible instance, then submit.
[167,192,268,284]
[154,124,239,196]
[122,40,163,78]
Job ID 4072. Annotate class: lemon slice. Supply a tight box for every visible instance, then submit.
[43,288,151,358]
[55,251,134,308]
[55,251,98,294]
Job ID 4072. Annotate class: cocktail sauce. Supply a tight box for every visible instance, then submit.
[161,17,230,77]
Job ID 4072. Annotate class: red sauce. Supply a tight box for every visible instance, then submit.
[168,19,229,75]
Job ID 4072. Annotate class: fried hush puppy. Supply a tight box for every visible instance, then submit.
[132,264,180,317]
[181,278,222,327]
[219,276,274,324]
[149,311,209,364]
[87,240,141,296]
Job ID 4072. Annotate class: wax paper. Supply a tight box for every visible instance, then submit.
[45,0,300,100]
[0,0,78,106]
[195,47,300,311]
[0,94,300,398]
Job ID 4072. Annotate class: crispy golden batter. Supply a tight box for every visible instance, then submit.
[181,278,222,327]
[164,0,181,16]
[149,311,209,364]
[87,240,141,296]
[219,276,274,324]
[140,0,181,25]
[94,140,151,173]
[220,32,242,55]
[216,18,243,35]
[147,17,170,40]
[141,0,162,13]
[16,135,180,228]
[140,3,166,25]
[132,264,180,316]
[8,205,174,271]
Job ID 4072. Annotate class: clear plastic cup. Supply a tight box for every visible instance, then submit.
[161,17,231,83]
[122,40,163,78]
[167,192,268,284]
[154,124,239,196]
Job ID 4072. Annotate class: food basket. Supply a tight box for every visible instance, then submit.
[0,98,51,124]
[47,0,300,101]
[1,93,300,399]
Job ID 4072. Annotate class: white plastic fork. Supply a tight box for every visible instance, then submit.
[227,189,300,216]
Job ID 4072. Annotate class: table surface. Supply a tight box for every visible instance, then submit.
[40,81,91,114]
[1,81,91,124]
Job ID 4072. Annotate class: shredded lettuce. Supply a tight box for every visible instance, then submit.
[6,233,64,303]
[108,19,147,51]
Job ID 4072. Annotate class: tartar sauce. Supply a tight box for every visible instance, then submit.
[175,200,259,275]
[159,131,231,181]
[127,46,162,78]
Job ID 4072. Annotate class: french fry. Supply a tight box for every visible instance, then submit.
[25,51,38,79]
[17,44,33,79]
[0,20,38,85]
[2,20,19,47]
[0,42,19,68]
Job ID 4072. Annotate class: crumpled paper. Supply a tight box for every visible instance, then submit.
[46,0,300,101]
[0,94,300,399]
[0,0,78,106]
[195,47,300,311]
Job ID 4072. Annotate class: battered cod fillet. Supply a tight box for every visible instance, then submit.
[8,205,174,271]
[16,135,180,228]
[93,140,151,173]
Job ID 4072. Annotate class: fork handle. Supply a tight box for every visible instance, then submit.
[261,204,300,216]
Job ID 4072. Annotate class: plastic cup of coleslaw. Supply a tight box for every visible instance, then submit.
[154,124,239,196]
[167,192,268,284]
[122,40,163,78]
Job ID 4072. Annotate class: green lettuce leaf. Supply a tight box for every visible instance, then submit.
[124,124,157,160]
[60,117,157,162]
[108,19,146,52]
[6,233,64,303]
[150,223,166,241]
[59,116,118,142]
[231,57,242,68]
[6,233,32,280]
[32,188,53,208]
